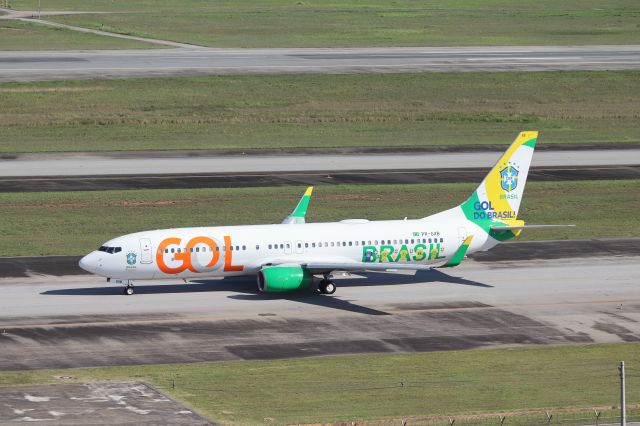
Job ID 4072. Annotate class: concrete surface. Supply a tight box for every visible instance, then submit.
[0,256,638,370]
[0,382,213,425]
[1,149,639,177]
[1,45,640,82]
[3,165,638,192]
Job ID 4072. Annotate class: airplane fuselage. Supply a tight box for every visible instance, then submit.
[79,209,493,281]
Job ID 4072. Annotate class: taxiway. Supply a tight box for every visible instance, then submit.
[1,256,638,370]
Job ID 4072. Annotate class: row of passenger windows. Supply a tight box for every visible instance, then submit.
[158,237,445,255]
[159,245,247,254]
[267,237,444,250]
[98,246,121,254]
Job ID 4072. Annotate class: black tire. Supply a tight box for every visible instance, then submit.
[324,281,336,294]
[124,286,134,296]
[318,280,328,294]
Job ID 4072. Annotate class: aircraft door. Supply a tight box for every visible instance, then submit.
[139,238,153,264]
[284,241,292,255]
[457,227,467,244]
[295,240,304,254]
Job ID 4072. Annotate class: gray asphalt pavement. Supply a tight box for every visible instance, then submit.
[2,149,639,177]
[1,45,640,82]
[0,256,638,370]
[2,165,638,192]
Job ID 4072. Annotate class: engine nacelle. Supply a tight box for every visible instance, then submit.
[257,266,313,292]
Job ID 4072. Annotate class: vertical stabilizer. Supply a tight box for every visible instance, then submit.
[459,131,538,239]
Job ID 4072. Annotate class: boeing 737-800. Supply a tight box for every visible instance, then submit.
[79,131,569,295]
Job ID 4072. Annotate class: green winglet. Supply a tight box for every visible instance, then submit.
[290,186,313,218]
[438,235,474,268]
[282,186,314,224]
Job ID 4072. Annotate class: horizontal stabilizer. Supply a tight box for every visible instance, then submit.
[490,224,576,231]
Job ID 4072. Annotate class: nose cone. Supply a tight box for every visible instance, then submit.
[79,251,102,275]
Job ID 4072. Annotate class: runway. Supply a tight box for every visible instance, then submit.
[1,45,640,82]
[1,255,638,370]
[2,149,639,178]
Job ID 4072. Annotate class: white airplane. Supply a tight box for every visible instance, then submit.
[80,131,569,295]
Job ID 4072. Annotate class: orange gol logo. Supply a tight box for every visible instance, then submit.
[156,235,244,274]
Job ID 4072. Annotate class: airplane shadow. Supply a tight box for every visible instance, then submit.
[40,270,491,316]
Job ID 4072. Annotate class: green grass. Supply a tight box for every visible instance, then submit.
[2,71,640,153]
[10,0,640,47]
[0,19,158,50]
[0,343,638,424]
[0,180,638,257]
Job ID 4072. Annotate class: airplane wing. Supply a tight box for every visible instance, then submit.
[281,186,313,224]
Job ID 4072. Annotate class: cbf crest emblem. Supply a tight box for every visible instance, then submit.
[126,252,137,266]
[500,165,519,192]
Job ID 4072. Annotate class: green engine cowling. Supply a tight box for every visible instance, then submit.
[257,266,313,292]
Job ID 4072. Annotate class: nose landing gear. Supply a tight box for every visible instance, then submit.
[113,279,135,295]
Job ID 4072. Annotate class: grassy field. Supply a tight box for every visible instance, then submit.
[10,0,640,48]
[0,180,638,257]
[0,19,157,50]
[0,343,638,424]
[2,71,640,153]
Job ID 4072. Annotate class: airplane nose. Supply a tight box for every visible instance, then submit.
[79,252,100,274]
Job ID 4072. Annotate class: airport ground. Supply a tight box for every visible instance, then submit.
[2,2,640,424]
[1,255,640,424]
[3,0,640,50]
[0,180,638,257]
[1,71,639,153]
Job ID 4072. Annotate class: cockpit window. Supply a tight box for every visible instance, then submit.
[98,246,122,254]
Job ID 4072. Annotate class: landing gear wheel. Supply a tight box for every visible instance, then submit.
[318,279,336,295]
[124,285,134,296]
[324,281,336,294]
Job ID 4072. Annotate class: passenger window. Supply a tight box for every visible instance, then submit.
[256,245,260,250]
[331,242,334,247]
[440,238,444,243]
[268,244,272,249]
[280,244,284,249]
[297,243,301,248]
[164,248,168,253]
[171,248,175,253]
[305,243,309,248]
[312,243,316,248]
[411,239,414,244]
[348,241,352,246]
[374,240,378,245]
[361,241,365,246]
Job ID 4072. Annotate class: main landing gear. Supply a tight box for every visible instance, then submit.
[123,284,134,296]
[318,277,336,295]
